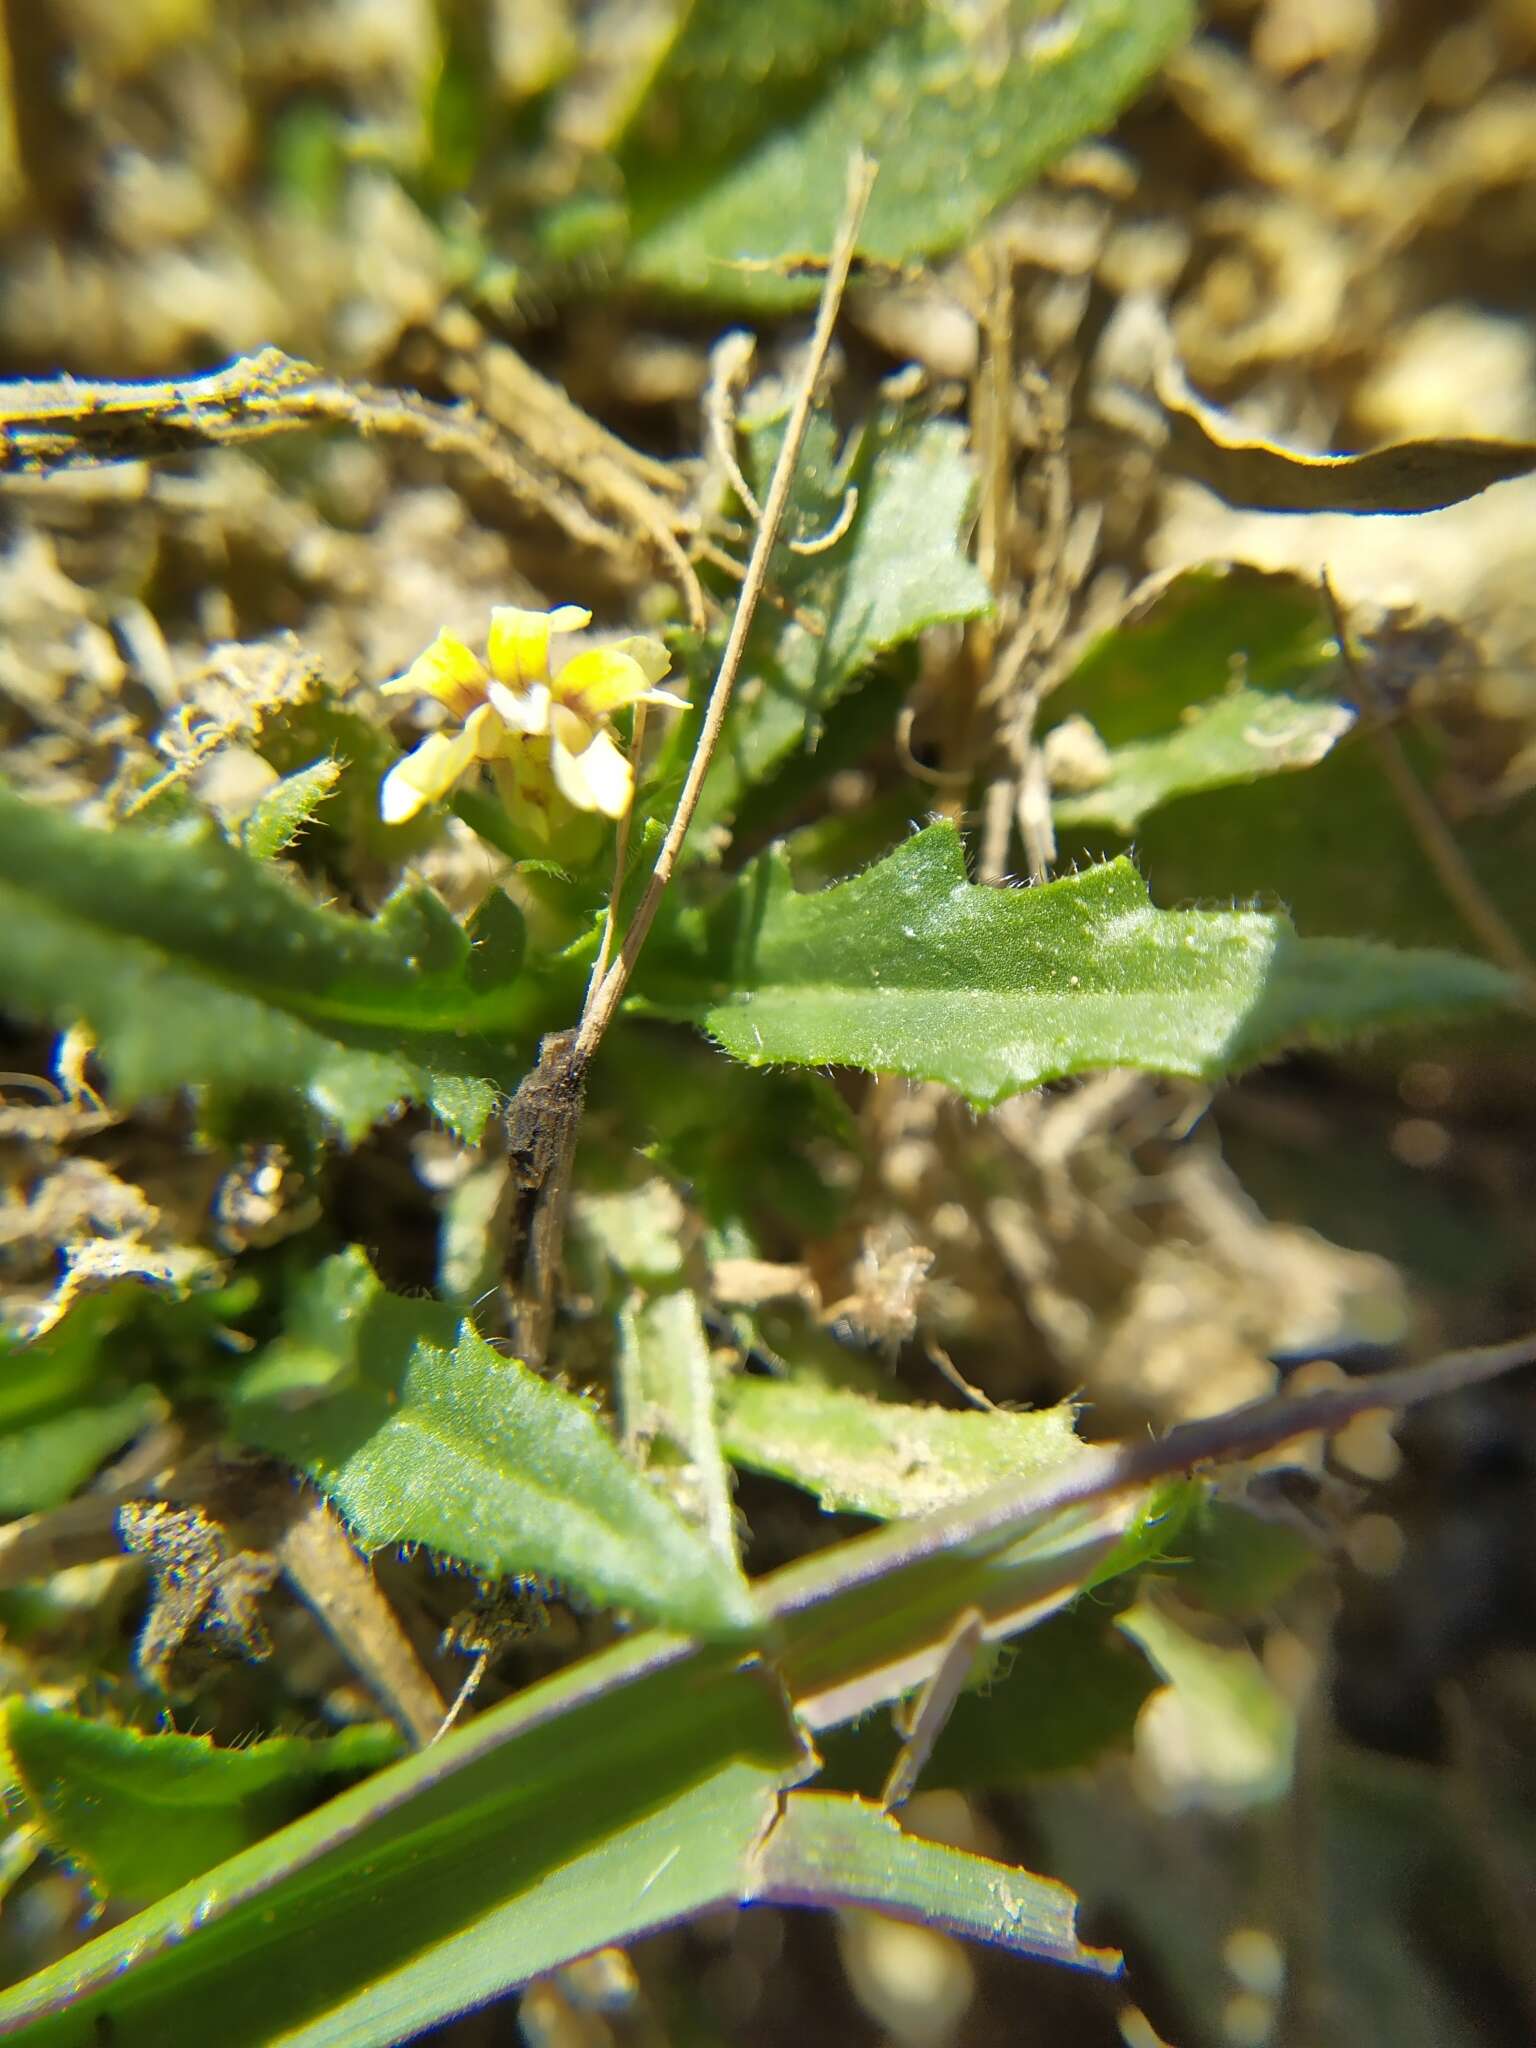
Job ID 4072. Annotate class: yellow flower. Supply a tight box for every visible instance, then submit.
[378,605,686,836]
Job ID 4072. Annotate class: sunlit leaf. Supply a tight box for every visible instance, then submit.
[720,1370,1082,1519]
[1045,564,1354,831]
[643,822,1515,1104]
[228,1250,757,1637]
[616,0,1196,307]
[1053,689,1354,834]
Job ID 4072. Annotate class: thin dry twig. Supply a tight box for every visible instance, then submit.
[1322,570,1536,1000]
[495,154,878,1368]
[577,154,879,1064]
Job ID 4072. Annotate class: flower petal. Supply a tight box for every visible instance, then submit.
[552,647,655,719]
[380,726,479,824]
[380,630,488,718]
[551,726,633,818]
[605,635,674,687]
[549,701,593,754]
[485,677,551,736]
[487,604,591,688]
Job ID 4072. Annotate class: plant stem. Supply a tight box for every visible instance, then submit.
[573,153,878,1065]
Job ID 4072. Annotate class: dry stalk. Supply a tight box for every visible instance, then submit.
[500,154,878,1368]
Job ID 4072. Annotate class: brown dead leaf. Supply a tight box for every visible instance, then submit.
[1157,353,1536,515]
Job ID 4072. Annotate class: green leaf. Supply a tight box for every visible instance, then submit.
[1073,708,1536,975]
[1053,688,1355,835]
[818,1601,1157,1792]
[618,1287,739,1566]
[0,1704,398,1907]
[755,1791,1116,1972]
[1115,1591,1295,1811]
[683,409,991,839]
[1050,565,1341,743]
[0,783,538,1141]
[239,756,342,860]
[588,1023,858,1240]
[0,1299,170,1515]
[617,0,1196,307]
[643,822,1516,1105]
[0,1647,807,2048]
[1167,1498,1318,1618]
[228,1250,757,1638]
[720,1370,1082,1520]
[0,1387,164,1517]
[1044,565,1536,986]
[0,1417,1152,2046]
[1046,565,1355,831]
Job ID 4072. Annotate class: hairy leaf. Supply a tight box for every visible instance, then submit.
[617,0,1196,306]
[239,757,342,860]
[720,1371,1082,1519]
[0,1417,1155,2045]
[228,1250,756,1637]
[0,784,535,1141]
[644,823,1515,1104]
[0,1704,398,1906]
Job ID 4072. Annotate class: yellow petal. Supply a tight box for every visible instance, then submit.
[378,722,485,823]
[487,604,591,688]
[549,701,595,755]
[606,635,673,687]
[485,677,551,736]
[552,646,654,719]
[380,630,487,719]
[551,725,633,818]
